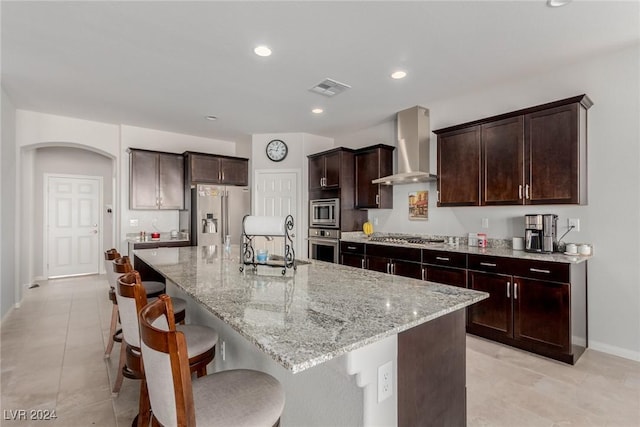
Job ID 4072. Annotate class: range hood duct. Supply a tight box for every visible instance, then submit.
[372,105,437,185]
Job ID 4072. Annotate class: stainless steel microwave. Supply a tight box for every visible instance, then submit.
[309,198,339,228]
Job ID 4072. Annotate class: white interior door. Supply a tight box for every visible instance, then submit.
[46,174,102,278]
[253,170,300,258]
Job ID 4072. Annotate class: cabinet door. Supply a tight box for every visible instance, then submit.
[424,265,467,288]
[525,103,580,204]
[220,157,248,186]
[482,117,524,205]
[393,260,422,280]
[355,148,393,209]
[467,271,513,339]
[158,153,184,209]
[323,151,342,188]
[308,156,325,190]
[341,253,365,269]
[367,255,390,274]
[513,277,570,353]
[437,126,481,206]
[130,150,159,209]
[190,154,221,183]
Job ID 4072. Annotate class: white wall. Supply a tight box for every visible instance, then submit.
[1,89,17,319]
[339,44,640,360]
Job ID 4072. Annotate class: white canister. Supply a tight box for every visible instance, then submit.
[565,243,578,254]
[512,237,524,251]
[578,244,592,255]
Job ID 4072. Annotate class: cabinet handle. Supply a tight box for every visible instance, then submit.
[347,246,357,250]
[361,259,365,269]
[507,281,510,298]
[376,194,380,205]
[529,268,551,274]
[437,191,440,203]
[525,184,530,199]
[159,197,163,207]
[392,263,396,275]
[436,256,450,261]
[386,263,390,274]
[514,282,518,300]
[518,184,523,200]
[421,267,426,281]
[480,262,497,267]
[222,171,225,181]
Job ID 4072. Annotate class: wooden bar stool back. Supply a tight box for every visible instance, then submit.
[116,273,218,425]
[140,295,285,427]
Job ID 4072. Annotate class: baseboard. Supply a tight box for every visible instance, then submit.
[589,339,640,362]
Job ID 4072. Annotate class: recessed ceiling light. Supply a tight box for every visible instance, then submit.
[391,70,407,79]
[312,108,324,114]
[205,115,217,121]
[547,0,572,7]
[254,45,272,57]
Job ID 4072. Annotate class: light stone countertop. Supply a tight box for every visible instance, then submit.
[133,246,488,373]
[340,233,591,264]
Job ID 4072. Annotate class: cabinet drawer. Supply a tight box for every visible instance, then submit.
[422,250,467,268]
[424,265,467,288]
[468,254,516,274]
[512,259,570,283]
[366,244,422,263]
[340,241,365,254]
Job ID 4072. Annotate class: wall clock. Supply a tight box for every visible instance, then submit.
[266,139,288,162]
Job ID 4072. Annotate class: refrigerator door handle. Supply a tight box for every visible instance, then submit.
[224,190,230,239]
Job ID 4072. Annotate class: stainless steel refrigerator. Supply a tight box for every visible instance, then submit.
[180,184,250,247]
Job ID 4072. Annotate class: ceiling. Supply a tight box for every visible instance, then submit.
[2,1,638,142]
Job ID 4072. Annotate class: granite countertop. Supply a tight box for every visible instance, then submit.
[133,246,488,373]
[340,233,591,264]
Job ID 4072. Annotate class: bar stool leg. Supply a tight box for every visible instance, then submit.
[112,340,126,395]
[104,304,119,358]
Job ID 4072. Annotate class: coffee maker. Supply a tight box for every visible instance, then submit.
[525,214,558,253]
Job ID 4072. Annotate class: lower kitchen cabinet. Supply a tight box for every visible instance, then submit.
[366,245,422,279]
[466,254,585,364]
[340,241,365,269]
[421,249,468,288]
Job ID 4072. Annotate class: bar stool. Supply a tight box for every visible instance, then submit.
[111,257,188,395]
[117,272,218,426]
[140,294,285,427]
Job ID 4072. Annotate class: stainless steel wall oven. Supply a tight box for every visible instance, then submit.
[308,228,340,263]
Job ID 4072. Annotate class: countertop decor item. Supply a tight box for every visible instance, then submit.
[362,221,373,236]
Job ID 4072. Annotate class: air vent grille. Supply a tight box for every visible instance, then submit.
[309,78,351,97]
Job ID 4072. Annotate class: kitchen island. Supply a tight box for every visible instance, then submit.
[133,246,487,426]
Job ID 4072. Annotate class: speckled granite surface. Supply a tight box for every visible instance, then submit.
[340,232,591,264]
[133,246,488,373]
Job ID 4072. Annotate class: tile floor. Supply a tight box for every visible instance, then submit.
[1,275,639,426]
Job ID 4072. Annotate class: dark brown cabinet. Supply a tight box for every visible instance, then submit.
[309,149,346,190]
[355,145,394,209]
[340,241,366,269]
[435,95,592,206]
[436,126,481,206]
[421,250,467,287]
[185,152,249,186]
[466,254,585,364]
[482,116,524,205]
[365,245,422,279]
[130,149,184,210]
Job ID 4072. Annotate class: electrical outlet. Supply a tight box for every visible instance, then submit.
[374,217,379,226]
[221,341,226,361]
[482,218,489,228]
[568,218,580,232]
[377,361,393,403]
[129,219,139,227]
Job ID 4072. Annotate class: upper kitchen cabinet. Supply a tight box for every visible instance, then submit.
[130,149,184,210]
[435,95,592,206]
[308,148,355,191]
[525,99,590,204]
[355,144,394,209]
[184,152,249,186]
[436,126,481,206]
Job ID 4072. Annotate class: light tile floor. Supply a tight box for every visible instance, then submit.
[1,275,639,426]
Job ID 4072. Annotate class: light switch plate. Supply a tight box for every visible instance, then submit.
[129,219,139,227]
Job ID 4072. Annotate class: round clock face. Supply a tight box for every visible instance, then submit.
[266,139,288,162]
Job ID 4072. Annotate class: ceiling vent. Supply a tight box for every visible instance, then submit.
[309,78,351,97]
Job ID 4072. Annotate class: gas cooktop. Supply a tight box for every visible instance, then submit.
[368,235,445,245]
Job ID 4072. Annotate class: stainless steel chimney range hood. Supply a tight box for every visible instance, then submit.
[372,105,437,185]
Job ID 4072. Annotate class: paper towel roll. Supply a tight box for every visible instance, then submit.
[243,216,287,236]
